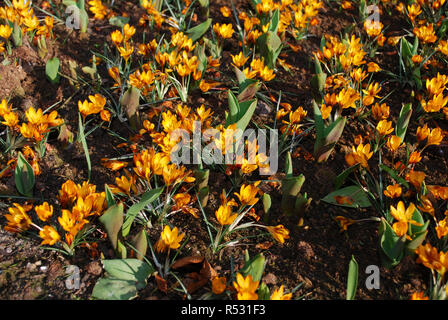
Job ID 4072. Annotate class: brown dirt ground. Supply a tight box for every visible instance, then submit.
[1,0,444,300]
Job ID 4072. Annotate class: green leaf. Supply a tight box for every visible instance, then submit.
[225,90,257,133]
[227,90,240,123]
[313,100,324,141]
[12,21,22,47]
[379,218,405,265]
[256,31,282,68]
[186,18,212,42]
[131,229,148,261]
[45,58,60,84]
[91,278,140,300]
[322,185,371,208]
[14,152,35,197]
[78,113,91,181]
[258,282,270,300]
[401,37,412,62]
[409,208,428,235]
[346,255,358,300]
[117,239,127,259]
[284,151,293,177]
[281,175,306,215]
[234,66,247,85]
[240,253,265,282]
[269,9,280,33]
[109,16,130,27]
[313,111,346,163]
[102,259,153,286]
[396,103,412,141]
[262,193,271,215]
[406,230,427,252]
[79,7,89,33]
[92,259,154,300]
[122,187,164,237]
[99,203,124,251]
[104,184,116,208]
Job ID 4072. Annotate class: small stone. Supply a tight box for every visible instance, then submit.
[256,100,272,115]
[263,273,278,285]
[40,266,48,272]
[26,262,37,272]
[86,261,102,276]
[6,248,12,254]
[35,261,42,266]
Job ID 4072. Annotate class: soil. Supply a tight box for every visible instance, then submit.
[0,0,443,300]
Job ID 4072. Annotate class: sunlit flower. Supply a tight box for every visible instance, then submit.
[416,124,430,142]
[265,224,290,243]
[415,243,448,275]
[88,0,108,20]
[271,285,292,300]
[371,103,390,120]
[123,24,136,42]
[4,203,32,233]
[234,182,260,206]
[220,6,231,17]
[39,225,61,246]
[386,135,403,152]
[2,112,19,128]
[376,120,394,136]
[155,225,185,253]
[233,273,259,300]
[413,24,437,44]
[384,184,402,198]
[213,23,234,39]
[390,201,420,238]
[111,30,123,46]
[410,292,429,300]
[0,24,13,40]
[367,62,381,73]
[215,204,237,226]
[436,217,448,239]
[35,202,53,222]
[407,4,421,22]
[231,52,249,68]
[347,143,373,168]
[406,170,425,189]
[427,127,443,146]
[417,195,434,215]
[409,151,422,164]
[118,45,134,62]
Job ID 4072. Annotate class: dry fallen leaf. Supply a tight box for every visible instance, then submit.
[171,256,204,269]
[155,274,168,293]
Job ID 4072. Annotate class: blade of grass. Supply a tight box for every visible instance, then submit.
[78,113,91,181]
